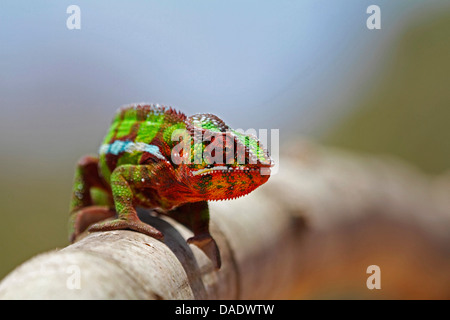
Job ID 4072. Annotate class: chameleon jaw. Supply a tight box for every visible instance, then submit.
[191,166,229,176]
[191,165,266,177]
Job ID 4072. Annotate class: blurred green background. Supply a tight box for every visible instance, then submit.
[323,9,450,174]
[1,1,449,282]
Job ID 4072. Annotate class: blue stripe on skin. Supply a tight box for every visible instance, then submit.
[99,141,166,160]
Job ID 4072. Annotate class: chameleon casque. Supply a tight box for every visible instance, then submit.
[69,103,272,268]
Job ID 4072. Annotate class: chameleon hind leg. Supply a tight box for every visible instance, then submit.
[88,164,163,239]
[170,201,221,269]
[69,155,115,242]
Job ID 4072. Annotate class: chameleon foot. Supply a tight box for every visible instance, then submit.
[187,233,221,269]
[88,217,164,240]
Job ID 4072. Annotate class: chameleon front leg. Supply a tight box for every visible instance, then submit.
[88,164,163,239]
[70,155,111,212]
[170,202,221,269]
[69,155,115,242]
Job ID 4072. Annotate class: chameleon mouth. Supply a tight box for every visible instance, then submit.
[191,166,229,176]
[191,164,270,177]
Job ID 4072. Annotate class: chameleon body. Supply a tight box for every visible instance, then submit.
[69,103,271,268]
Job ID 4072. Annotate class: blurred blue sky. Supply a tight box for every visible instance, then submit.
[0,1,448,167]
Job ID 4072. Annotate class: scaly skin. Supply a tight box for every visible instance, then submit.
[69,103,272,268]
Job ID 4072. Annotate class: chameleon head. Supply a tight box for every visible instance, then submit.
[181,113,272,201]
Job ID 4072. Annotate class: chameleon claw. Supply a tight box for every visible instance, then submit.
[88,217,164,240]
[187,234,222,269]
